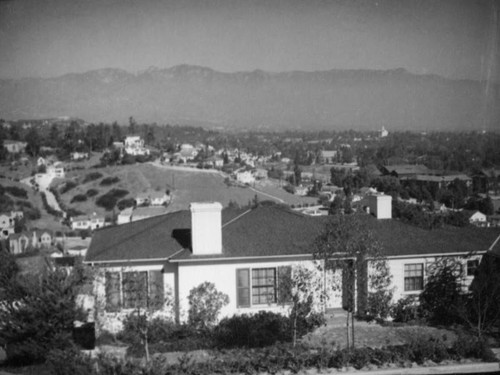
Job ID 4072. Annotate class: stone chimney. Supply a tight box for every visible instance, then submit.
[368,194,392,219]
[190,202,223,255]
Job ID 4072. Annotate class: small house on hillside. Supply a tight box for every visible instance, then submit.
[84,198,500,332]
[70,213,105,231]
[3,140,27,154]
[9,230,54,255]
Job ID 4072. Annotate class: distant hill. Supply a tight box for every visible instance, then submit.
[0,65,498,131]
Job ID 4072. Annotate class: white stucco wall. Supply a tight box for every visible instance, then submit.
[176,258,344,322]
[386,254,482,303]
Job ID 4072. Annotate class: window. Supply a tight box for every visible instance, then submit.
[236,266,291,308]
[467,260,479,277]
[104,270,164,312]
[404,263,424,291]
[252,268,276,305]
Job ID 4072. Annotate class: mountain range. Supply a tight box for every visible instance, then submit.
[1,65,498,131]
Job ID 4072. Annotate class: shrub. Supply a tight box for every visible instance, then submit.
[408,333,450,364]
[214,311,291,348]
[71,194,88,203]
[46,347,95,375]
[451,332,497,362]
[188,282,229,329]
[86,188,99,197]
[117,198,136,211]
[82,172,103,183]
[4,186,28,199]
[96,189,129,211]
[100,176,120,186]
[365,290,393,322]
[390,295,421,323]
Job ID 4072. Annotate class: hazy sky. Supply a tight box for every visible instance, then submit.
[0,0,498,81]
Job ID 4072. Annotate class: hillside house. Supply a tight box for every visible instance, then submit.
[84,199,500,332]
[124,136,150,156]
[150,191,170,206]
[135,193,150,206]
[235,170,255,184]
[319,150,338,165]
[0,211,22,239]
[3,140,27,154]
[47,162,65,178]
[9,230,54,255]
[70,213,105,231]
[71,152,89,161]
[466,210,488,227]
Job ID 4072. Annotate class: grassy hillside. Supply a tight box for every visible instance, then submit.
[57,162,318,217]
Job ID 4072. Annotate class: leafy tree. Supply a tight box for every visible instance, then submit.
[187,282,229,330]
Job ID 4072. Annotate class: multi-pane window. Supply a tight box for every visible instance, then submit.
[404,263,424,291]
[467,260,479,277]
[252,268,277,305]
[236,266,291,307]
[105,270,164,312]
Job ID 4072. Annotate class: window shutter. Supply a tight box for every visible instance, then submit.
[105,272,121,312]
[278,266,293,303]
[236,268,250,307]
[148,270,164,310]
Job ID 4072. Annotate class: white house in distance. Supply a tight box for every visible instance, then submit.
[0,211,23,238]
[84,198,500,332]
[70,213,106,231]
[124,135,150,156]
[9,230,54,255]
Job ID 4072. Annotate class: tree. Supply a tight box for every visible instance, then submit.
[187,282,229,330]
[277,264,327,347]
[0,259,88,364]
[419,258,464,326]
[313,214,389,349]
[25,127,41,157]
[459,254,500,339]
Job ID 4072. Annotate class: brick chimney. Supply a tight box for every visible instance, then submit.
[190,202,223,255]
[368,194,392,219]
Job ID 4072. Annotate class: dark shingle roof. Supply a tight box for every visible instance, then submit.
[85,205,500,263]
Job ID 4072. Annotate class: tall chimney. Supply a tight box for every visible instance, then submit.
[190,202,223,255]
[368,194,392,219]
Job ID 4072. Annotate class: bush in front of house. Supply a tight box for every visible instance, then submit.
[214,311,292,349]
[390,295,422,323]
